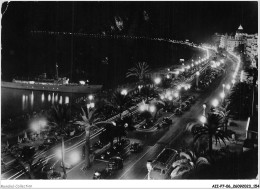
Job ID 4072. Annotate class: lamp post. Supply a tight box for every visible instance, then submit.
[202,104,206,116]
[61,137,67,179]
[222,84,225,94]
[138,85,142,92]
[199,115,207,126]
[220,92,225,103]
[154,77,161,88]
[146,160,153,180]
[196,71,200,89]
[226,84,231,91]
[211,99,219,108]
[232,79,235,86]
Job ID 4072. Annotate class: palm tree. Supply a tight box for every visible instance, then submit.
[75,107,111,169]
[149,98,165,122]
[170,150,210,179]
[126,62,150,83]
[107,91,133,119]
[189,113,230,156]
[140,86,158,102]
[211,100,230,132]
[51,104,72,135]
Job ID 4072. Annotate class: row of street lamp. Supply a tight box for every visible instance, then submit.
[199,52,241,125]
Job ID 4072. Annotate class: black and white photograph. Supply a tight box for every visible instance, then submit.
[1,1,259,188]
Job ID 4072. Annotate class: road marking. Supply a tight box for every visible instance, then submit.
[119,146,156,179]
[13,172,25,180]
[66,160,85,174]
[7,170,23,180]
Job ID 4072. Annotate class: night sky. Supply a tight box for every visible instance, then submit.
[1,1,258,82]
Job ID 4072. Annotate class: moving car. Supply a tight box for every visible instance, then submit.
[107,156,123,171]
[130,142,142,153]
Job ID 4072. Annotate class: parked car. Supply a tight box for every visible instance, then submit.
[107,156,123,171]
[93,169,112,179]
[100,150,113,160]
[130,142,142,153]
[162,117,172,124]
[93,141,103,149]
[183,102,191,109]
[188,96,195,104]
[174,108,183,116]
[180,104,189,111]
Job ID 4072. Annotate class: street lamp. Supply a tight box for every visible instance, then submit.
[222,84,225,93]
[88,94,94,101]
[146,160,153,180]
[174,92,179,98]
[154,77,161,85]
[166,74,170,79]
[212,99,219,107]
[138,85,143,92]
[199,115,207,126]
[121,89,128,96]
[196,71,200,88]
[149,105,156,113]
[226,84,231,90]
[202,104,206,116]
[220,92,225,99]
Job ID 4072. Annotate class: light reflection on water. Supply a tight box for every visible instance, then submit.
[1,88,83,120]
[21,91,70,112]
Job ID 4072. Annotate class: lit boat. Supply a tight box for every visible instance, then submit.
[1,80,102,94]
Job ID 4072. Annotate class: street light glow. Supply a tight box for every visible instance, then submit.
[121,89,128,96]
[139,104,147,112]
[220,92,225,99]
[90,102,95,108]
[88,94,94,100]
[149,105,156,113]
[154,77,161,85]
[196,71,200,76]
[166,74,170,79]
[212,99,219,107]
[226,84,231,90]
[69,150,81,165]
[199,115,207,124]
